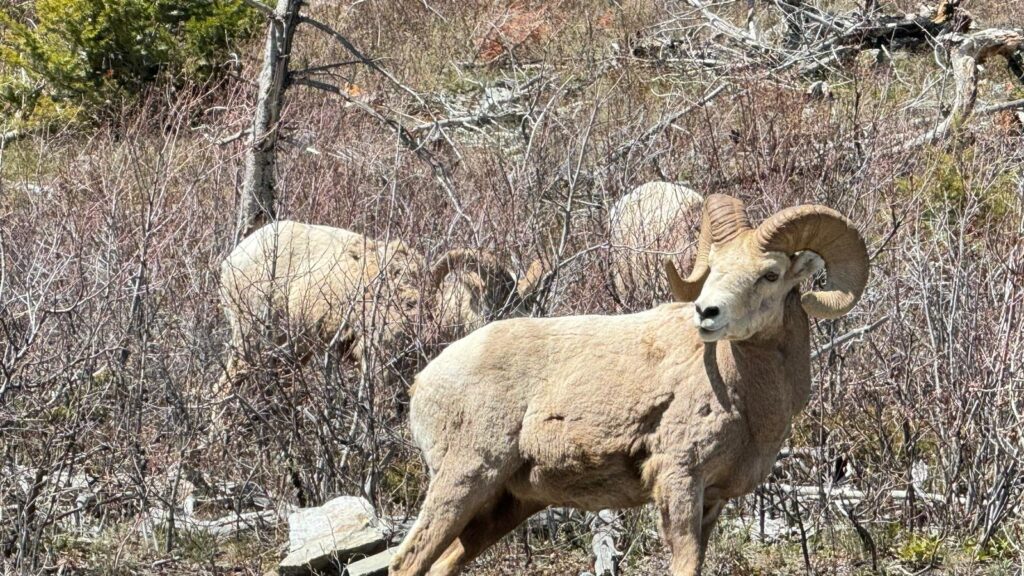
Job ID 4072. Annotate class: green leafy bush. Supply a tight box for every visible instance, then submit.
[896,533,944,569]
[0,0,260,125]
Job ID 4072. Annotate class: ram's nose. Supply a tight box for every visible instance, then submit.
[693,302,727,334]
[695,304,720,321]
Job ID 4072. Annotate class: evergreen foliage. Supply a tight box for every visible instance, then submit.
[0,0,260,125]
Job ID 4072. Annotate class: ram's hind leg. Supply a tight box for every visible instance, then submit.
[389,464,504,576]
[426,492,542,576]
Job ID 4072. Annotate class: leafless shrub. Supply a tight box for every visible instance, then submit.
[1,0,1023,573]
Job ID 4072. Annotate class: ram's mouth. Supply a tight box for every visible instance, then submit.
[698,324,727,340]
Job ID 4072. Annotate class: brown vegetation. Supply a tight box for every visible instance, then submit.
[1,0,1023,574]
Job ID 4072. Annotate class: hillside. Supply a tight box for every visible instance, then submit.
[2,0,1023,574]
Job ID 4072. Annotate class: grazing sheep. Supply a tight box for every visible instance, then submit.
[390,194,869,576]
[215,221,542,398]
[609,181,703,305]
[430,250,546,339]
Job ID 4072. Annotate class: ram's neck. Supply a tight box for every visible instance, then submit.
[724,291,812,441]
[779,291,812,414]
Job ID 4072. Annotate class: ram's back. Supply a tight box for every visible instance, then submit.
[408,304,709,491]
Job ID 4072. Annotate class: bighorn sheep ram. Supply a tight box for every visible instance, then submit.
[610,181,703,305]
[390,195,869,576]
[216,220,543,396]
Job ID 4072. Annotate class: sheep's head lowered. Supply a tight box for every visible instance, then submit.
[429,249,546,338]
[215,223,546,406]
[665,194,869,342]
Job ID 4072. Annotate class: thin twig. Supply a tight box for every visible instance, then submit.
[812,316,890,359]
[299,16,426,106]
[292,77,471,229]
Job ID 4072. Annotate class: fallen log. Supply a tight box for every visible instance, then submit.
[842,1,971,51]
[144,507,281,539]
[902,27,1024,149]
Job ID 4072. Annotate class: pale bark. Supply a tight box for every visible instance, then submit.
[235,0,303,244]
[590,509,622,576]
[903,28,1024,149]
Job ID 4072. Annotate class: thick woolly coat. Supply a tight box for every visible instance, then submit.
[409,292,810,512]
[609,182,702,303]
[220,220,425,364]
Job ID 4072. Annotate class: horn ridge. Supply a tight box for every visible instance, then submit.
[665,194,749,302]
[704,194,752,244]
[430,248,505,289]
[757,205,869,318]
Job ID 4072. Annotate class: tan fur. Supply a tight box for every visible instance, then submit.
[391,204,868,576]
[609,182,703,304]
[434,264,522,342]
[216,221,543,399]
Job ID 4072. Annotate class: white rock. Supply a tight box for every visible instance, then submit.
[279,496,388,575]
[346,547,397,576]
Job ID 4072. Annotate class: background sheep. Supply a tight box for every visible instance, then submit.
[215,220,543,399]
[430,249,547,340]
[608,181,703,307]
[390,194,869,576]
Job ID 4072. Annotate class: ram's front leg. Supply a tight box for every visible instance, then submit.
[654,472,705,576]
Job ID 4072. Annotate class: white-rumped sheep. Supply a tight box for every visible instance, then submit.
[609,181,703,305]
[215,221,543,398]
[390,194,869,576]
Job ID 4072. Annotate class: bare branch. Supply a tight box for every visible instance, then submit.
[291,77,471,228]
[299,16,426,106]
[812,316,890,359]
[289,60,362,78]
[977,98,1024,115]
[235,0,303,243]
[900,28,1024,150]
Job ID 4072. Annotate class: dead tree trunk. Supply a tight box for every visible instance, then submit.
[235,0,303,245]
[904,28,1024,149]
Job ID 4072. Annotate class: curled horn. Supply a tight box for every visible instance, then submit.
[429,249,509,289]
[516,259,547,299]
[756,205,869,319]
[665,194,751,302]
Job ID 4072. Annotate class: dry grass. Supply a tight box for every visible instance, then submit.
[2,0,1023,574]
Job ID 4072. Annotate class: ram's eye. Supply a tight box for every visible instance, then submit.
[762,271,780,282]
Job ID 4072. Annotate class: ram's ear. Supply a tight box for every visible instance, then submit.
[787,251,825,284]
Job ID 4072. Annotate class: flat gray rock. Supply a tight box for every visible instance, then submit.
[279,496,387,575]
[346,547,397,576]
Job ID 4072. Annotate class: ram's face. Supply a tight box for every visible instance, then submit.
[691,235,823,342]
[666,194,869,342]
[436,272,488,335]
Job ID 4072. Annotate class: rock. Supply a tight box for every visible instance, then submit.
[482,86,516,113]
[279,496,388,576]
[345,547,397,576]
